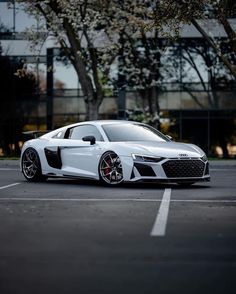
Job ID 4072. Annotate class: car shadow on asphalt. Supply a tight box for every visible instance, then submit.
[37,178,211,190]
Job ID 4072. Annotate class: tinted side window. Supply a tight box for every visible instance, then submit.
[69,125,103,141]
[102,124,167,142]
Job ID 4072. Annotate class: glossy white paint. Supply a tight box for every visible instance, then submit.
[20,120,210,184]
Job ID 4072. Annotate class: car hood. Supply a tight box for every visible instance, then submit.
[115,141,204,158]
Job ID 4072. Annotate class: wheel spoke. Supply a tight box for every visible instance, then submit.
[116,171,122,177]
[113,156,119,164]
[109,170,114,181]
[25,152,32,163]
[114,170,118,181]
[108,154,114,164]
[102,161,110,169]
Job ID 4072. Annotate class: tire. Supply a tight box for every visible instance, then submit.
[21,147,47,182]
[98,151,123,186]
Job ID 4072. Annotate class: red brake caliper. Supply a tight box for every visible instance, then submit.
[104,159,111,177]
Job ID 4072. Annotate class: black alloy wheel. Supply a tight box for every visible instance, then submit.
[99,151,123,185]
[22,148,46,182]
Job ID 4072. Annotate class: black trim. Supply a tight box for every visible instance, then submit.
[134,163,156,177]
[205,162,209,175]
[82,135,96,145]
[134,176,210,183]
[130,168,135,179]
[44,147,62,169]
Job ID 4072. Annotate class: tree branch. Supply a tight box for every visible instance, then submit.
[182,85,205,109]
[46,0,96,103]
[83,28,104,104]
[191,18,236,79]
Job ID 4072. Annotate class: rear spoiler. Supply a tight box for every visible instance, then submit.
[22,130,51,139]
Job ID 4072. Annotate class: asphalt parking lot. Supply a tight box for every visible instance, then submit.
[0,160,236,294]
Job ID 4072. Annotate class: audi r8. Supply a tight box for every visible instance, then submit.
[20,120,210,186]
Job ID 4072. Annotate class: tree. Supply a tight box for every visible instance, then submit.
[169,39,235,109]
[16,0,153,120]
[160,38,236,157]
[19,0,117,120]
[155,0,236,79]
[118,29,162,128]
[106,1,165,127]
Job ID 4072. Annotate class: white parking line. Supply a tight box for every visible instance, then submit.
[0,183,20,190]
[0,197,167,202]
[150,188,171,237]
[0,197,160,202]
[0,197,235,203]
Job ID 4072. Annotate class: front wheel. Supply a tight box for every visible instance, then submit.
[21,148,47,182]
[99,151,123,186]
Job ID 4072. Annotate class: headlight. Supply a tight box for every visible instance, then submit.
[201,154,208,162]
[132,154,163,163]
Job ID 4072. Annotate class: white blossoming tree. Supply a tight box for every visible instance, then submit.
[21,0,127,120]
[17,0,155,120]
[112,1,164,127]
[117,29,163,127]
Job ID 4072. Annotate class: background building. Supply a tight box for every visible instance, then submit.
[0,1,235,157]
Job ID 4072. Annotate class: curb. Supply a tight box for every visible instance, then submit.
[209,160,236,168]
[0,160,20,167]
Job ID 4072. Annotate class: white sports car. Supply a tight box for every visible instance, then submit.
[21,120,210,186]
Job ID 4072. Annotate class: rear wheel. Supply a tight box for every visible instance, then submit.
[22,148,46,182]
[99,151,123,186]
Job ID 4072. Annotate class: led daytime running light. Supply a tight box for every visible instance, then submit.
[132,154,163,163]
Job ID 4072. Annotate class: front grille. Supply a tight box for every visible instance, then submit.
[162,159,205,178]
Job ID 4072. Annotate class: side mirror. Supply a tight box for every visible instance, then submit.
[82,135,96,145]
[166,135,172,141]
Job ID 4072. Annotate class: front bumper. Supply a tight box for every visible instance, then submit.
[129,157,210,183]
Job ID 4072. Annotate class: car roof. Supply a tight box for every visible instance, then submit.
[84,120,138,125]
[65,120,140,128]
[40,120,139,139]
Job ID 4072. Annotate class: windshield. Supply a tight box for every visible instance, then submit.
[102,123,168,142]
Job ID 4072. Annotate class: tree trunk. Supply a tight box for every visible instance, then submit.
[139,87,160,129]
[58,12,103,121]
[85,100,100,121]
[219,136,229,158]
[35,2,107,123]
[149,86,160,129]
